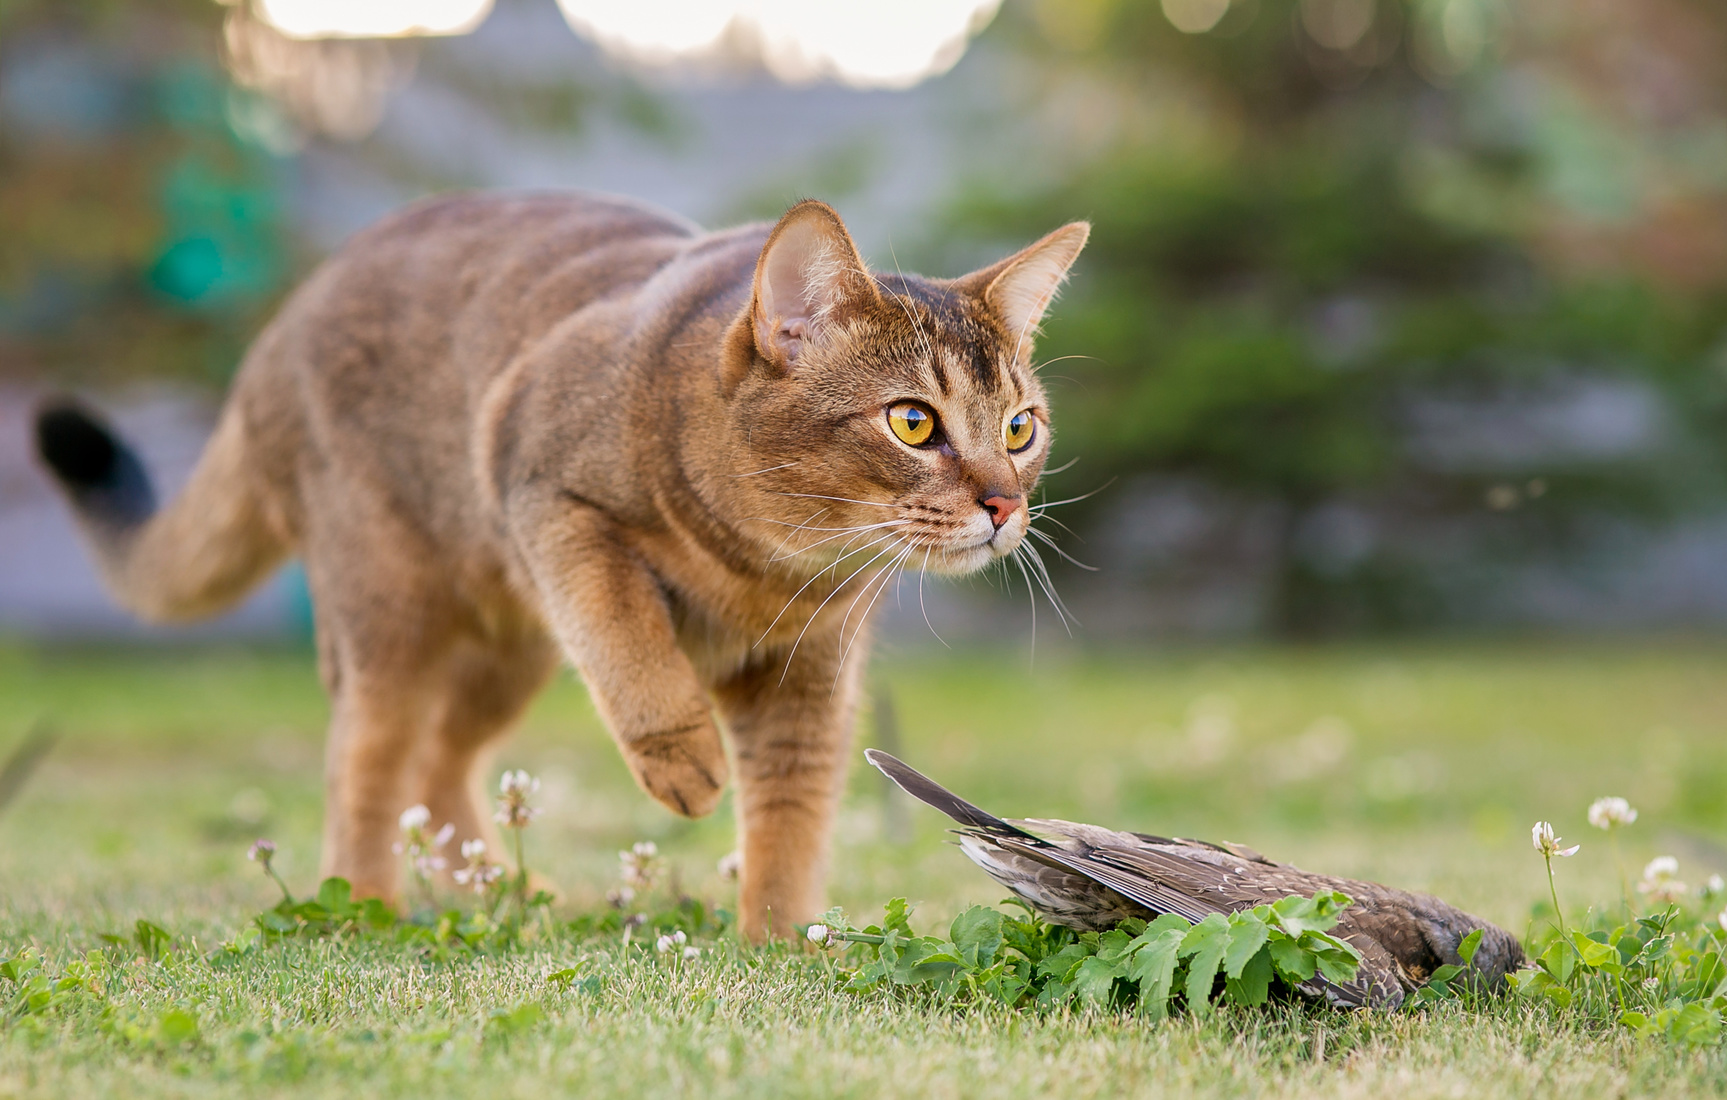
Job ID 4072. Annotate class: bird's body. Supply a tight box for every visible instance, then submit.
[864,750,1525,1009]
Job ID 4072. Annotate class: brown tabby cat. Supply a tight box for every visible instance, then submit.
[34,192,1088,939]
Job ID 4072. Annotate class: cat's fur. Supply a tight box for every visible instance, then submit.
[34,192,1088,939]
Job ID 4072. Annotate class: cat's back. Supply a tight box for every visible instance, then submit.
[305,190,704,372]
[245,190,714,547]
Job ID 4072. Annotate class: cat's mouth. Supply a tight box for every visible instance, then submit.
[920,527,1022,576]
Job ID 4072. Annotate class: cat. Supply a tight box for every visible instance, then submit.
[34,191,1088,940]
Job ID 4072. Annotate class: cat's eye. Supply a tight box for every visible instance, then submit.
[1005,409,1036,452]
[887,402,936,447]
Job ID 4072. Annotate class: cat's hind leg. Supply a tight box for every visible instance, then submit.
[303,511,466,902]
[414,628,559,885]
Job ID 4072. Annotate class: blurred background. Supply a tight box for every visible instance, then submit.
[7,0,1727,642]
[3,0,1727,951]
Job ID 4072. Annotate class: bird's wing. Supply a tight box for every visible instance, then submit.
[992,836,1228,925]
[956,835,1146,931]
[864,749,1040,840]
[1298,932,1412,1009]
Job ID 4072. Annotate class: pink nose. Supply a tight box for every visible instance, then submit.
[980,494,1022,529]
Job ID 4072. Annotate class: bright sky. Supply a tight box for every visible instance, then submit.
[253,0,1003,89]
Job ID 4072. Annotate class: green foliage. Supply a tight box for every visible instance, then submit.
[1513,907,1727,1048]
[821,891,1361,1019]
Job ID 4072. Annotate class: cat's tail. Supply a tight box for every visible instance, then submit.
[34,397,291,623]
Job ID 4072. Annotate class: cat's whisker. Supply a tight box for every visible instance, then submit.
[777,536,907,684]
[871,269,934,367]
[1025,524,1098,571]
[769,520,910,563]
[1040,454,1082,477]
[915,546,949,647]
[884,246,936,365]
[764,506,832,561]
[748,516,899,533]
[1030,353,1100,372]
[730,460,801,479]
[1018,541,1076,635]
[1027,510,1083,539]
[1011,548,1040,666]
[754,529,903,648]
[1028,478,1116,512]
[833,539,918,690]
[772,491,899,510]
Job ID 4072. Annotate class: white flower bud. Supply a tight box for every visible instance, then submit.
[1587,797,1637,830]
[1643,856,1679,881]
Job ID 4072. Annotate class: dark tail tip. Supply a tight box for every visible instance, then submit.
[34,401,156,526]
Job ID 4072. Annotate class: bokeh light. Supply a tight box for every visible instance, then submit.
[557,0,1003,88]
[256,0,495,39]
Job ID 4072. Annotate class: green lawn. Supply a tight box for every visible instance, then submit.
[2,639,1725,1097]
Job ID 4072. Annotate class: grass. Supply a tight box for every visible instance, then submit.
[1,637,1726,1097]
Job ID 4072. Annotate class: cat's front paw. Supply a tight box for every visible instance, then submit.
[622,719,729,818]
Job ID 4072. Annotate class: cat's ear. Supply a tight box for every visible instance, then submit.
[957,222,1091,350]
[751,200,880,368]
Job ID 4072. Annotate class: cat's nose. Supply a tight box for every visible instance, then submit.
[979,493,1022,528]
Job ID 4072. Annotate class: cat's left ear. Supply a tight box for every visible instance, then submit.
[750,200,880,369]
[957,222,1091,349]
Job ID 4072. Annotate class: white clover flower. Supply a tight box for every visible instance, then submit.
[682,946,701,960]
[452,837,504,893]
[453,862,504,891]
[672,929,687,945]
[1705,874,1726,899]
[1718,909,1727,934]
[494,769,542,829]
[395,808,455,880]
[247,838,276,864]
[716,851,741,881]
[1532,821,1579,858]
[1587,797,1637,830]
[1638,855,1687,904]
[655,934,676,953]
[619,842,661,890]
[806,923,832,946]
[500,769,540,796]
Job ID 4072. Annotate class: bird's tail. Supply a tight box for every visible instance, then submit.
[862,749,1037,840]
[34,399,289,623]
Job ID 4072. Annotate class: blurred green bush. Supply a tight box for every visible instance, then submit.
[942,0,1727,632]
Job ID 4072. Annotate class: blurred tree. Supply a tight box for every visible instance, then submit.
[945,0,1727,633]
[0,0,294,385]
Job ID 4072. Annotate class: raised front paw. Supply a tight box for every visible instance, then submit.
[621,717,729,818]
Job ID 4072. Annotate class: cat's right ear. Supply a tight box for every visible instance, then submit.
[748,200,880,370]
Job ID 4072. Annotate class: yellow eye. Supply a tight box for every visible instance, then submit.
[887,402,936,446]
[1005,409,1036,452]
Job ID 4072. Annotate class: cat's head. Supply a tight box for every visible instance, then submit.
[719,200,1088,580]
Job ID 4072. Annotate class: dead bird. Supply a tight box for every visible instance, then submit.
[864,749,1525,1009]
